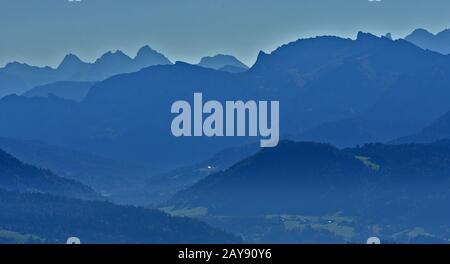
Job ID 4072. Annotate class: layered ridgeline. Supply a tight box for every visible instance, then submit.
[16,54,248,101]
[0,148,100,200]
[2,33,450,166]
[0,136,257,206]
[166,141,450,243]
[0,137,155,205]
[0,189,239,244]
[405,28,450,55]
[0,148,239,244]
[0,64,262,167]
[0,45,172,98]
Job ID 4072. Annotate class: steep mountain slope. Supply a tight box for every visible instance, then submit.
[0,189,239,244]
[0,148,100,200]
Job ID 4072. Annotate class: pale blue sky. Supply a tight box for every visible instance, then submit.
[1,0,450,67]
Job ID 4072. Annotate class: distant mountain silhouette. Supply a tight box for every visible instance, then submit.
[405,28,450,54]
[0,46,172,98]
[23,81,95,102]
[293,32,450,146]
[0,189,240,243]
[2,33,450,165]
[197,54,248,72]
[89,51,134,80]
[251,32,450,137]
[0,148,100,200]
[57,54,86,75]
[0,62,56,98]
[134,45,172,69]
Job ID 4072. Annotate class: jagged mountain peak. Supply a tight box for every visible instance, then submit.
[134,45,172,66]
[135,45,157,58]
[97,50,132,62]
[58,53,86,70]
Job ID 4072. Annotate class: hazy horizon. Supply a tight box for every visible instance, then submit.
[1,0,450,67]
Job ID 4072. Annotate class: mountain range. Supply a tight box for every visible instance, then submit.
[3,29,450,244]
[405,28,450,55]
[0,45,172,98]
[2,32,450,167]
[0,147,239,243]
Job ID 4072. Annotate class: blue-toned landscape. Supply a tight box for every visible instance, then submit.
[2,0,450,244]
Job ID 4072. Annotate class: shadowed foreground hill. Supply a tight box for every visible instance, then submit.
[168,141,372,216]
[0,136,155,205]
[169,141,450,224]
[0,148,101,201]
[166,140,450,243]
[0,189,239,244]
